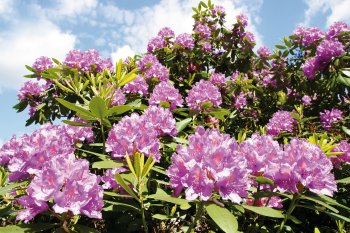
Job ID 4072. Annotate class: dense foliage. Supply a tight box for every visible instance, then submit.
[1,1,350,232]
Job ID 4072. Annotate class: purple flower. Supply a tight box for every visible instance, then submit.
[327,21,350,39]
[110,88,126,106]
[174,33,194,49]
[123,75,149,96]
[32,56,53,72]
[316,39,345,63]
[293,27,324,46]
[143,106,177,136]
[266,110,296,136]
[278,138,337,196]
[202,42,212,52]
[101,167,128,190]
[302,95,312,105]
[158,27,175,38]
[147,36,167,52]
[16,195,48,223]
[194,23,211,38]
[149,81,183,110]
[211,5,226,17]
[186,80,222,110]
[331,141,350,167]
[167,126,248,202]
[64,118,94,143]
[64,49,113,72]
[144,62,169,81]
[302,57,320,80]
[106,113,161,161]
[138,54,159,71]
[233,92,247,110]
[257,46,271,58]
[236,14,248,27]
[243,32,255,44]
[17,81,43,101]
[209,72,226,86]
[320,108,343,130]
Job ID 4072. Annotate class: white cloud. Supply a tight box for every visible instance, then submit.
[0,19,76,91]
[107,0,264,55]
[54,0,98,16]
[0,0,11,14]
[302,0,350,27]
[111,45,136,63]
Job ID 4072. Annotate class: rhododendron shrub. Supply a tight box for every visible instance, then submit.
[1,1,350,232]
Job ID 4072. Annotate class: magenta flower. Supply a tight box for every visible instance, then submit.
[17,81,43,101]
[257,46,271,58]
[144,62,169,81]
[194,23,211,38]
[167,126,248,202]
[32,56,53,73]
[212,5,226,17]
[101,167,128,190]
[209,72,226,86]
[138,54,159,71]
[302,57,320,80]
[293,26,324,46]
[16,195,48,223]
[123,75,149,96]
[64,49,113,72]
[202,42,212,52]
[110,88,127,106]
[186,80,222,110]
[320,108,343,130]
[327,21,350,39]
[331,141,350,168]
[316,39,344,63]
[174,33,194,49]
[149,81,183,110]
[233,92,247,110]
[147,36,167,52]
[158,27,175,38]
[236,14,248,27]
[143,106,177,136]
[266,110,296,136]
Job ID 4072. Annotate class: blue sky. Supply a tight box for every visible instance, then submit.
[0,0,350,145]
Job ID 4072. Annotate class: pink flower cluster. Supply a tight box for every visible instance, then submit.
[266,110,296,136]
[110,88,126,106]
[147,27,175,52]
[326,21,350,39]
[209,71,226,86]
[257,46,271,58]
[167,126,249,203]
[331,141,350,168]
[64,49,113,72]
[106,106,177,161]
[174,33,195,49]
[320,108,343,130]
[123,75,149,96]
[149,82,183,110]
[32,56,53,73]
[138,54,169,81]
[194,23,211,39]
[186,80,222,110]
[17,81,44,101]
[293,27,324,46]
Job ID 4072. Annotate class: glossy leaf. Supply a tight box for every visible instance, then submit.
[89,96,107,119]
[242,205,284,218]
[205,204,239,233]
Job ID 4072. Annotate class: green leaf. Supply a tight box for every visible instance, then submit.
[92,160,124,169]
[255,176,274,185]
[63,120,89,127]
[275,45,286,49]
[242,205,284,218]
[0,181,28,196]
[326,212,350,222]
[105,105,133,117]
[0,223,54,233]
[209,108,231,121]
[75,224,100,233]
[116,59,123,80]
[115,173,140,202]
[342,126,350,136]
[152,214,173,220]
[176,118,192,133]
[201,101,213,109]
[141,155,155,178]
[77,149,108,160]
[148,190,191,210]
[337,176,350,183]
[89,96,107,119]
[104,200,140,213]
[205,204,239,233]
[56,98,94,117]
[300,195,339,213]
[337,73,350,87]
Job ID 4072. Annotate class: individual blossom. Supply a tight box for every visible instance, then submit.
[158,27,175,38]
[17,81,43,101]
[209,72,226,86]
[331,141,350,168]
[149,81,183,110]
[245,196,283,209]
[144,62,169,81]
[243,32,255,45]
[186,80,222,110]
[302,57,320,80]
[302,95,312,105]
[257,46,271,58]
[266,110,296,136]
[143,106,177,136]
[137,54,159,71]
[194,23,211,38]
[316,39,345,64]
[327,21,350,40]
[64,49,113,72]
[236,13,248,27]
[32,56,53,73]
[293,27,324,46]
[105,113,161,161]
[167,126,249,203]
[320,108,343,130]
[110,88,127,106]
[147,36,167,52]
[101,167,128,190]
[211,5,226,17]
[64,118,94,143]
[123,75,149,96]
[202,41,212,52]
[174,33,194,49]
[277,138,337,196]
[233,92,247,110]
[16,195,49,223]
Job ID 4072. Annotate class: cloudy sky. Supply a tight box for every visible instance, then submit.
[0,0,350,144]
